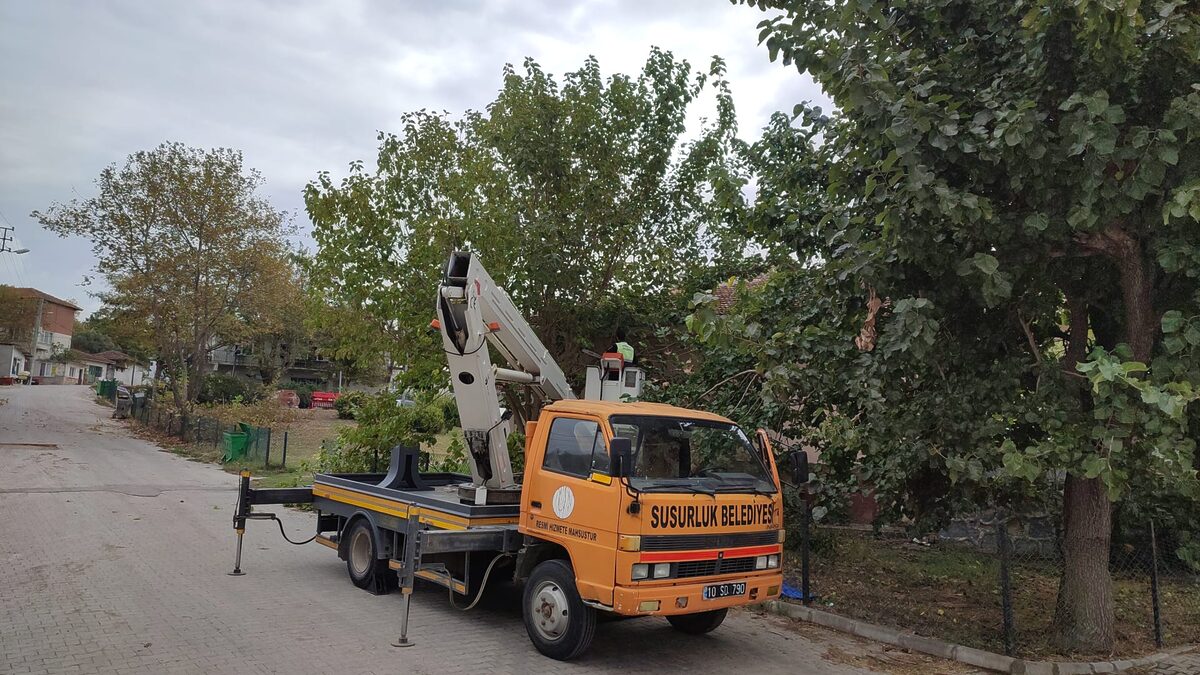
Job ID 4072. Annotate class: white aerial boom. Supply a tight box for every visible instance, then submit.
[434,251,642,502]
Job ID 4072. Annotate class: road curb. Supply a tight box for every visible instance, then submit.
[762,599,1196,673]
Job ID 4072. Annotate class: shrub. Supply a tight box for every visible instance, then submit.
[197,373,263,405]
[279,380,317,408]
[315,390,456,473]
[334,390,369,419]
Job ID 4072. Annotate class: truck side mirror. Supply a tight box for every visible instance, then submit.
[609,437,633,478]
[787,450,809,485]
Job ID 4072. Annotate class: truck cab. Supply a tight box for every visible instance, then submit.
[517,400,785,659]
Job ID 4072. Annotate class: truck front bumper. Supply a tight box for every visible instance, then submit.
[611,572,783,616]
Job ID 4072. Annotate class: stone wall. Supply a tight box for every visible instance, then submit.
[939,509,1060,558]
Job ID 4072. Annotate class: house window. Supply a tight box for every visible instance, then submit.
[543,417,606,478]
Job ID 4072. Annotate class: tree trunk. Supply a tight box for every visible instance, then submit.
[1055,226,1155,653]
[1116,245,1155,363]
[1055,474,1115,652]
[1054,289,1116,653]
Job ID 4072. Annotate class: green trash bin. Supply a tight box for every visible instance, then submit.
[222,431,249,463]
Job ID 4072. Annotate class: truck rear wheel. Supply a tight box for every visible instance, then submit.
[344,519,390,594]
[522,559,596,660]
[666,608,728,635]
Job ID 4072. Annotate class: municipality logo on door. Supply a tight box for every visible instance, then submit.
[552,485,575,519]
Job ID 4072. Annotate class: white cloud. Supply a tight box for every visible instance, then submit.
[0,0,829,317]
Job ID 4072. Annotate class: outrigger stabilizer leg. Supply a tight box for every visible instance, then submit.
[229,469,252,576]
[229,469,315,576]
[391,514,421,648]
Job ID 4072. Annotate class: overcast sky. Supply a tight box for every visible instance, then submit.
[0,0,828,317]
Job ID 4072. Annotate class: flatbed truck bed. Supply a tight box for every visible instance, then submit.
[232,446,531,644]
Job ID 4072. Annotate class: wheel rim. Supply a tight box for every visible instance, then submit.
[349,528,372,577]
[530,579,570,642]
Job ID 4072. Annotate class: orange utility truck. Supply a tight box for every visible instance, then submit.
[230,252,807,660]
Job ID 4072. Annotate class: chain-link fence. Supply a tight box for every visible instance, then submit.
[788,504,1200,660]
[129,397,281,468]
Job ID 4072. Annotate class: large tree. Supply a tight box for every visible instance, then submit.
[35,142,293,405]
[0,285,37,346]
[304,48,750,400]
[709,0,1200,652]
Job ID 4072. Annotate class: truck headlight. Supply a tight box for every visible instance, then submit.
[768,554,780,569]
[755,556,768,570]
[652,563,671,579]
[632,563,649,580]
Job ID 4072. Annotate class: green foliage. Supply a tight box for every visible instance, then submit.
[279,380,317,408]
[333,390,369,419]
[71,327,117,355]
[34,142,295,406]
[197,373,264,405]
[76,307,153,362]
[427,436,470,474]
[711,1,1200,572]
[0,286,36,345]
[304,49,752,391]
[315,390,457,473]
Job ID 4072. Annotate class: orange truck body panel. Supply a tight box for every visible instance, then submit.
[518,403,786,616]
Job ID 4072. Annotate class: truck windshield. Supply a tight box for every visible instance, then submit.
[608,415,776,494]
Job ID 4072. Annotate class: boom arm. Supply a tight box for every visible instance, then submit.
[435,251,575,491]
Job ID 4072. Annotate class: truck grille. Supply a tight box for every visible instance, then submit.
[642,531,777,552]
[675,556,758,579]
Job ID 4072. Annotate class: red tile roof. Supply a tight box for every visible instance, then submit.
[13,288,82,311]
[92,350,135,363]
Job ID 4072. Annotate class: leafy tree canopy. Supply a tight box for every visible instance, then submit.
[0,285,37,345]
[695,0,1200,651]
[35,142,295,405]
[305,48,753,391]
[70,326,117,355]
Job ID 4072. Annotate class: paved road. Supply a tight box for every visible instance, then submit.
[0,385,966,674]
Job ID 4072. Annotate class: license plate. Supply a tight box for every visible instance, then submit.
[702,581,746,600]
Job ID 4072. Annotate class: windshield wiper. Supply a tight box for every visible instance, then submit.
[712,481,777,495]
[639,483,717,498]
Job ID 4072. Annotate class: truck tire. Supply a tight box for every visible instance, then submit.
[522,559,596,661]
[344,519,390,594]
[666,608,728,635]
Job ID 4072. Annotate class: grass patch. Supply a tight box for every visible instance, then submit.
[786,528,1200,660]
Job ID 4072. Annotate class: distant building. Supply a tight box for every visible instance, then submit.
[208,343,337,387]
[0,288,81,383]
[90,350,153,385]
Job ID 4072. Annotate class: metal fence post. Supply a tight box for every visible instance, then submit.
[264,427,271,468]
[997,513,1015,657]
[281,431,288,468]
[1150,520,1163,648]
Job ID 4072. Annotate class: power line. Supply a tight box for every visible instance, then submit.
[0,226,30,286]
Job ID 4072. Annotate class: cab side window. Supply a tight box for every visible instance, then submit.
[544,418,603,478]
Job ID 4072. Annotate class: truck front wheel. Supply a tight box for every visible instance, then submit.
[666,608,728,635]
[522,559,596,660]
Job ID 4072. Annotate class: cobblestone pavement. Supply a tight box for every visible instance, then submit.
[0,385,974,675]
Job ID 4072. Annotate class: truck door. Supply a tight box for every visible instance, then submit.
[525,414,618,605]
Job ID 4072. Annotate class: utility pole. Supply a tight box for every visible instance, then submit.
[27,297,44,385]
[0,226,13,253]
